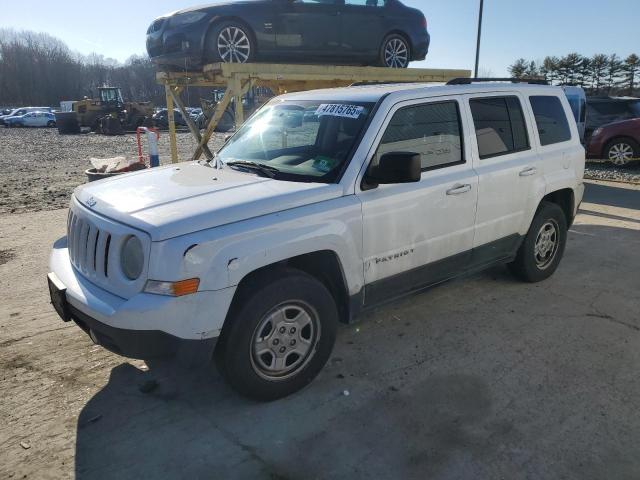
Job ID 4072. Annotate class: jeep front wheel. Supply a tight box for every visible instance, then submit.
[509,201,567,282]
[215,269,338,401]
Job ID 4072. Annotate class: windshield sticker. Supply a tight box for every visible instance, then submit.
[313,156,339,173]
[315,104,364,119]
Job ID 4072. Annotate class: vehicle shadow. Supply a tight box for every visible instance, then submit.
[582,180,640,210]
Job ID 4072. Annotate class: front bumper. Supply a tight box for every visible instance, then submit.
[69,302,217,361]
[49,236,236,361]
[586,136,605,159]
[146,22,208,68]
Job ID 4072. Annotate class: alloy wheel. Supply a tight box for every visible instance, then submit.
[250,302,320,380]
[608,142,634,166]
[384,38,409,68]
[217,26,251,63]
[534,220,559,269]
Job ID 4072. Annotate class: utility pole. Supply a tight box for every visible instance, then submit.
[474,0,484,78]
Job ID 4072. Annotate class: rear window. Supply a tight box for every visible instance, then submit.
[529,96,571,146]
[469,96,529,159]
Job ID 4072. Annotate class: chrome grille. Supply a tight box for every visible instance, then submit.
[67,210,112,279]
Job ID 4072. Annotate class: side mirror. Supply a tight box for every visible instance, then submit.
[364,152,421,189]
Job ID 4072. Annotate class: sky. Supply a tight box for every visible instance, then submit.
[1,0,639,75]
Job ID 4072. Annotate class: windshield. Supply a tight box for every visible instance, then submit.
[217,99,374,182]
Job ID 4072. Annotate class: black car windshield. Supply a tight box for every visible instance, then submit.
[217,100,374,182]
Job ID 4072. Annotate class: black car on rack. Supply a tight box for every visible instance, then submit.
[146,0,429,69]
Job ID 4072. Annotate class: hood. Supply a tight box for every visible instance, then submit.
[74,162,343,241]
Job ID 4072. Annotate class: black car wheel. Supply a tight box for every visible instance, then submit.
[508,202,567,282]
[604,138,639,166]
[206,22,254,64]
[380,34,410,68]
[47,121,56,128]
[215,268,338,401]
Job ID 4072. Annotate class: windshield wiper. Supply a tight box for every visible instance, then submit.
[225,160,279,178]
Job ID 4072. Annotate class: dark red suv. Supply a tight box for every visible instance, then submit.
[586,118,640,165]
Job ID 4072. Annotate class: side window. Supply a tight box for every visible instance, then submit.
[469,96,530,159]
[376,101,464,170]
[529,96,572,146]
[344,0,386,6]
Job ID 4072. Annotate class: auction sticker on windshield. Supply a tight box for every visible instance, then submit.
[315,104,364,119]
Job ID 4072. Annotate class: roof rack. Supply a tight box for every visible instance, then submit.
[446,77,549,85]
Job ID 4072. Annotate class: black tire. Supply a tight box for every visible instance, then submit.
[378,33,411,68]
[47,120,56,128]
[509,202,567,282]
[604,137,639,166]
[205,21,255,64]
[215,268,338,401]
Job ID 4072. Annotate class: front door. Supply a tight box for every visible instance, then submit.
[357,96,479,305]
[275,0,340,56]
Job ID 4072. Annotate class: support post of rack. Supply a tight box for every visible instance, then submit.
[168,85,214,161]
[164,84,179,163]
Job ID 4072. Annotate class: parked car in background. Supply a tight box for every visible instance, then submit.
[5,111,57,128]
[152,108,188,128]
[0,106,52,126]
[586,117,640,165]
[147,0,429,69]
[585,97,640,138]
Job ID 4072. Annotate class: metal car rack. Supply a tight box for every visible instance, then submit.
[157,62,471,163]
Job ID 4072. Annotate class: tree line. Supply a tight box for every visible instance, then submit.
[0,29,171,108]
[508,53,640,96]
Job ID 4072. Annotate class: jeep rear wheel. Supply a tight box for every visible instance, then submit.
[215,269,338,401]
[509,202,567,282]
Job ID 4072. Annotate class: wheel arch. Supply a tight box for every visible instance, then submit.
[202,16,258,63]
[381,29,413,54]
[540,188,575,227]
[227,250,352,327]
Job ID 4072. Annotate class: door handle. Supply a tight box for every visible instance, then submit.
[519,166,537,177]
[446,184,471,195]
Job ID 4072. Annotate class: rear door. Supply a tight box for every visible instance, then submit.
[356,95,479,304]
[339,0,386,58]
[527,94,580,195]
[275,0,340,56]
[464,93,545,259]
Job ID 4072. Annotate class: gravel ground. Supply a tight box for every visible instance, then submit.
[0,128,226,215]
[0,128,638,215]
[584,160,640,184]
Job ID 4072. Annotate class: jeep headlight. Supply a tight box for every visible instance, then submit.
[121,235,144,280]
[170,11,207,26]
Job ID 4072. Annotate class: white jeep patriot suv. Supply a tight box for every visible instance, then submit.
[48,81,585,400]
